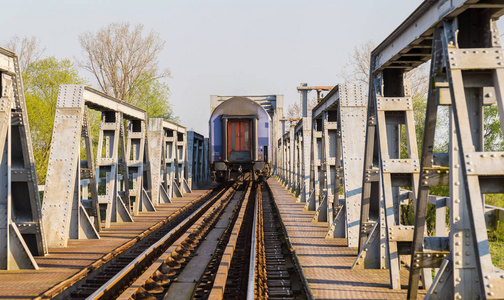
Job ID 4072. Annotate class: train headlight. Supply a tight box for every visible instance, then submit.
[258,155,263,160]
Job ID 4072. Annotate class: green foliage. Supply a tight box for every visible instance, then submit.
[488,221,504,242]
[489,240,504,270]
[412,93,427,152]
[126,73,179,122]
[23,57,86,184]
[484,105,504,151]
[400,94,427,159]
[489,221,504,269]
[486,194,504,208]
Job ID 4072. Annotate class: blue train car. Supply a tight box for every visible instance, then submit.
[209,96,271,181]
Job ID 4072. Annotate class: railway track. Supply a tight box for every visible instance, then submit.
[61,181,310,300]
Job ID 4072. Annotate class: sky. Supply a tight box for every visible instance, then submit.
[2,0,496,134]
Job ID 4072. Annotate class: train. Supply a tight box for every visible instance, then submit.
[209,96,271,182]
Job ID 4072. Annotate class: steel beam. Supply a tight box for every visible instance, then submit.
[0,47,46,269]
[408,9,504,299]
[365,0,504,298]
[187,131,207,189]
[147,118,189,206]
[353,67,429,290]
[324,84,367,247]
[126,117,154,216]
[306,113,323,213]
[43,85,151,247]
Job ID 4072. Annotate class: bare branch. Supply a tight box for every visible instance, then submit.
[4,35,45,72]
[340,39,429,99]
[340,40,375,85]
[77,22,168,102]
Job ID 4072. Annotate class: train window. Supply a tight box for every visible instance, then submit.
[231,123,235,151]
[244,122,249,150]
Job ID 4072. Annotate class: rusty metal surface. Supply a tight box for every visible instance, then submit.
[268,178,425,299]
[0,188,211,299]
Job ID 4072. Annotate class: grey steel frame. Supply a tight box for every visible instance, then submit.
[42,85,155,247]
[147,118,190,207]
[308,84,368,247]
[293,115,312,205]
[0,47,47,270]
[409,5,504,300]
[323,85,367,247]
[353,68,431,290]
[187,131,209,189]
[357,0,504,298]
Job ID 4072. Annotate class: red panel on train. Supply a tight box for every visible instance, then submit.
[227,119,252,162]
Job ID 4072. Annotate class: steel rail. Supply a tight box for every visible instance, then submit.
[253,183,268,300]
[116,185,236,299]
[207,182,254,300]
[246,184,259,300]
[263,181,314,300]
[86,186,231,300]
[34,188,215,300]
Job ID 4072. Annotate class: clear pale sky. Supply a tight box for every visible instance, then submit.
[3,0,501,134]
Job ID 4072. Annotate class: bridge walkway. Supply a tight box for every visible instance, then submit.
[268,178,425,299]
[0,187,213,299]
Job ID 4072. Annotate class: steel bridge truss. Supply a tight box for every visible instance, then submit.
[354,0,504,299]
[42,85,153,248]
[187,131,209,190]
[42,85,200,250]
[409,3,504,300]
[278,84,368,247]
[0,48,46,270]
[0,48,206,270]
[147,118,191,207]
[308,84,367,247]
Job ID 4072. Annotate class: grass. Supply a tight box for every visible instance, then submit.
[490,240,504,270]
[486,193,504,207]
[489,220,504,270]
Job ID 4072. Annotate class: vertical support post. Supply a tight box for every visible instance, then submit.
[187,131,195,189]
[0,50,46,269]
[326,84,368,246]
[147,119,165,205]
[95,111,133,228]
[42,85,99,248]
[300,83,308,118]
[127,117,154,215]
[300,116,312,204]
[289,127,295,190]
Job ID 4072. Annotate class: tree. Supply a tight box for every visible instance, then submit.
[78,23,170,101]
[4,35,45,73]
[340,40,376,85]
[484,105,504,151]
[340,40,430,153]
[128,73,179,122]
[285,97,318,122]
[23,57,86,183]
